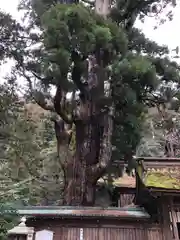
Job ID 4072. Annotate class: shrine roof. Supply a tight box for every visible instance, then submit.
[9,206,150,220]
[113,174,136,188]
[99,160,136,189]
[137,157,180,191]
[98,174,136,189]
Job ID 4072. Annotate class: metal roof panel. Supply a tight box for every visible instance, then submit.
[14,206,150,219]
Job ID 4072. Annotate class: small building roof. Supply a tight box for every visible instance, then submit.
[14,206,149,220]
[113,174,135,188]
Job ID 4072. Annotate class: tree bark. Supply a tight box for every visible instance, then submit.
[63,118,100,205]
[63,160,97,206]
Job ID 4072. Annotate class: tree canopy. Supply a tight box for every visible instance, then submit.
[0,0,180,207]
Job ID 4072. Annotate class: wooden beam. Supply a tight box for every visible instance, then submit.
[136,157,180,162]
[143,162,180,167]
[114,157,180,166]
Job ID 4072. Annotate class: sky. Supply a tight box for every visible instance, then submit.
[0,0,180,81]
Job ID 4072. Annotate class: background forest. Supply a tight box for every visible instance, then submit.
[1,0,180,237]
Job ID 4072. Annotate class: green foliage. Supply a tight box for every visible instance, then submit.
[0,84,65,205]
[110,0,177,29]
[0,200,18,240]
[0,11,25,64]
[111,53,157,160]
[128,28,169,56]
[40,4,127,86]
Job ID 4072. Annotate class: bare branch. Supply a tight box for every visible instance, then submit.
[54,85,73,124]
[34,91,55,111]
[81,0,95,6]
[20,69,56,112]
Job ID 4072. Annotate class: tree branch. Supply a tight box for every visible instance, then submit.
[54,85,73,124]
[21,69,57,112]
[81,0,95,6]
[117,0,159,30]
[33,91,55,111]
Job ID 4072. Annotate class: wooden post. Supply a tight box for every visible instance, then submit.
[170,198,179,240]
[161,196,173,240]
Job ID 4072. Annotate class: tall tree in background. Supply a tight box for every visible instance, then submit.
[1,0,179,206]
[137,84,180,158]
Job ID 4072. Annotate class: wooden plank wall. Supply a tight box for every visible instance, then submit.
[53,226,163,240]
[170,204,180,239]
[33,223,163,240]
[170,205,180,222]
[119,194,134,207]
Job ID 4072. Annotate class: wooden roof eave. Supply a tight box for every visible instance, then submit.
[148,187,180,195]
[135,157,180,163]
[10,206,150,221]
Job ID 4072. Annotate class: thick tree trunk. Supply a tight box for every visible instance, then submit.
[63,160,97,206]
[63,120,100,206]
[62,108,113,206]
